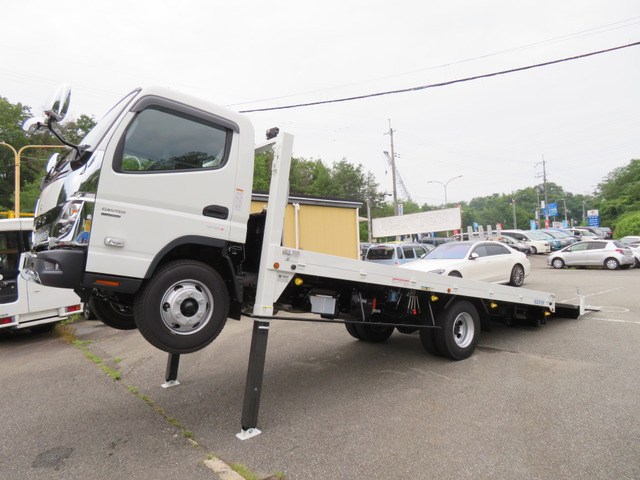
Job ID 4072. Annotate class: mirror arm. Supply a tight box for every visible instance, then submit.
[47,117,81,152]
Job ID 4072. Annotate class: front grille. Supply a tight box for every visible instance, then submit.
[32,225,51,248]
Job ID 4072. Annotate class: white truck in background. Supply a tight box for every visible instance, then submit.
[0,218,82,333]
[21,85,581,435]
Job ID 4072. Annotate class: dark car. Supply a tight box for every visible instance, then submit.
[498,235,532,254]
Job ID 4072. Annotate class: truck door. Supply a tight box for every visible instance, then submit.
[85,99,246,280]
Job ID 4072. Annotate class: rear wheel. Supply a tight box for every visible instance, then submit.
[604,257,620,270]
[355,313,394,343]
[419,326,442,356]
[89,296,136,330]
[551,258,565,269]
[344,321,362,339]
[134,260,229,354]
[509,264,525,286]
[433,301,480,360]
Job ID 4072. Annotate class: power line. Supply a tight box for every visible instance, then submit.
[239,41,640,114]
[229,16,640,109]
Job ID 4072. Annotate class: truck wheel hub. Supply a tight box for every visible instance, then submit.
[160,280,213,334]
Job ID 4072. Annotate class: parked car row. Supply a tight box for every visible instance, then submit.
[361,227,637,287]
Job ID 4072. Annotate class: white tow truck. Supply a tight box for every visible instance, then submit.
[22,85,581,437]
[0,218,82,332]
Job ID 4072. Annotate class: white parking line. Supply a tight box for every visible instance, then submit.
[591,317,640,325]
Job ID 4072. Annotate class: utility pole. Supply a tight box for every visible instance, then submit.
[535,155,550,228]
[541,154,549,227]
[385,120,399,216]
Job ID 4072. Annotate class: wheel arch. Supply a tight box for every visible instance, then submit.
[142,235,243,318]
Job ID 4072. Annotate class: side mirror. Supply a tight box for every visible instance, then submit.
[23,117,46,133]
[470,252,479,260]
[45,84,72,122]
[22,84,72,133]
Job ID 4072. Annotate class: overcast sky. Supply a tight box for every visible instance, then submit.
[2,1,640,206]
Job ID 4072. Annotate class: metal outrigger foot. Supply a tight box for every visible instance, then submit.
[161,352,181,388]
[236,320,270,440]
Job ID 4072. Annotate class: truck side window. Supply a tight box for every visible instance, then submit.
[0,231,20,274]
[117,106,231,172]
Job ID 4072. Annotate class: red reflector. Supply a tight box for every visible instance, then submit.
[0,316,13,325]
[95,279,119,286]
[66,305,82,313]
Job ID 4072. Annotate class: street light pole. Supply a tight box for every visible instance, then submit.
[0,142,66,218]
[428,175,463,208]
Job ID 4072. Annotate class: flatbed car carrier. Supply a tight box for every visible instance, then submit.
[22,86,582,438]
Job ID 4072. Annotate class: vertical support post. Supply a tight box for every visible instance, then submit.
[161,353,181,388]
[237,320,270,439]
[236,132,294,440]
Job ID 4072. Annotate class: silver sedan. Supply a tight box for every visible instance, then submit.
[547,240,635,270]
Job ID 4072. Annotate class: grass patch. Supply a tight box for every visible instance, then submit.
[73,341,121,381]
[53,323,77,344]
[231,463,258,480]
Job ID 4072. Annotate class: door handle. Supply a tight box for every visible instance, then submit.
[203,205,229,219]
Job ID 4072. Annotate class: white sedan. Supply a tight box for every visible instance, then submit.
[401,240,530,287]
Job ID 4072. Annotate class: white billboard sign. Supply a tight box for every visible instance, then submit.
[371,207,462,238]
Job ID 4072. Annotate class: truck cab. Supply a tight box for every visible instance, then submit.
[23,86,255,351]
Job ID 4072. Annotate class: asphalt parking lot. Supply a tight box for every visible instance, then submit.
[1,254,640,480]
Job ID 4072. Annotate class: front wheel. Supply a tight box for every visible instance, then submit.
[133,260,229,354]
[509,264,525,287]
[433,301,480,360]
[551,258,565,269]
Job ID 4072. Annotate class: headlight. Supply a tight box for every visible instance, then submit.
[49,200,94,246]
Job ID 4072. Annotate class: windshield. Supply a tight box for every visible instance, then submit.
[424,243,471,259]
[50,89,140,175]
[529,231,551,239]
[367,246,396,260]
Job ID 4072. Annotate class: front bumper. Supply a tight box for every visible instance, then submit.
[22,250,87,289]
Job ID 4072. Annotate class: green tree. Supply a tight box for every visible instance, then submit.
[612,211,640,238]
[593,159,640,230]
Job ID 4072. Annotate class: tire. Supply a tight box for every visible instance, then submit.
[89,296,136,330]
[419,326,442,356]
[448,271,462,278]
[509,264,525,287]
[604,257,619,270]
[133,260,229,354]
[344,321,362,339]
[433,300,480,360]
[83,302,98,320]
[530,246,538,254]
[635,258,640,268]
[551,258,565,269]
[355,313,394,343]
